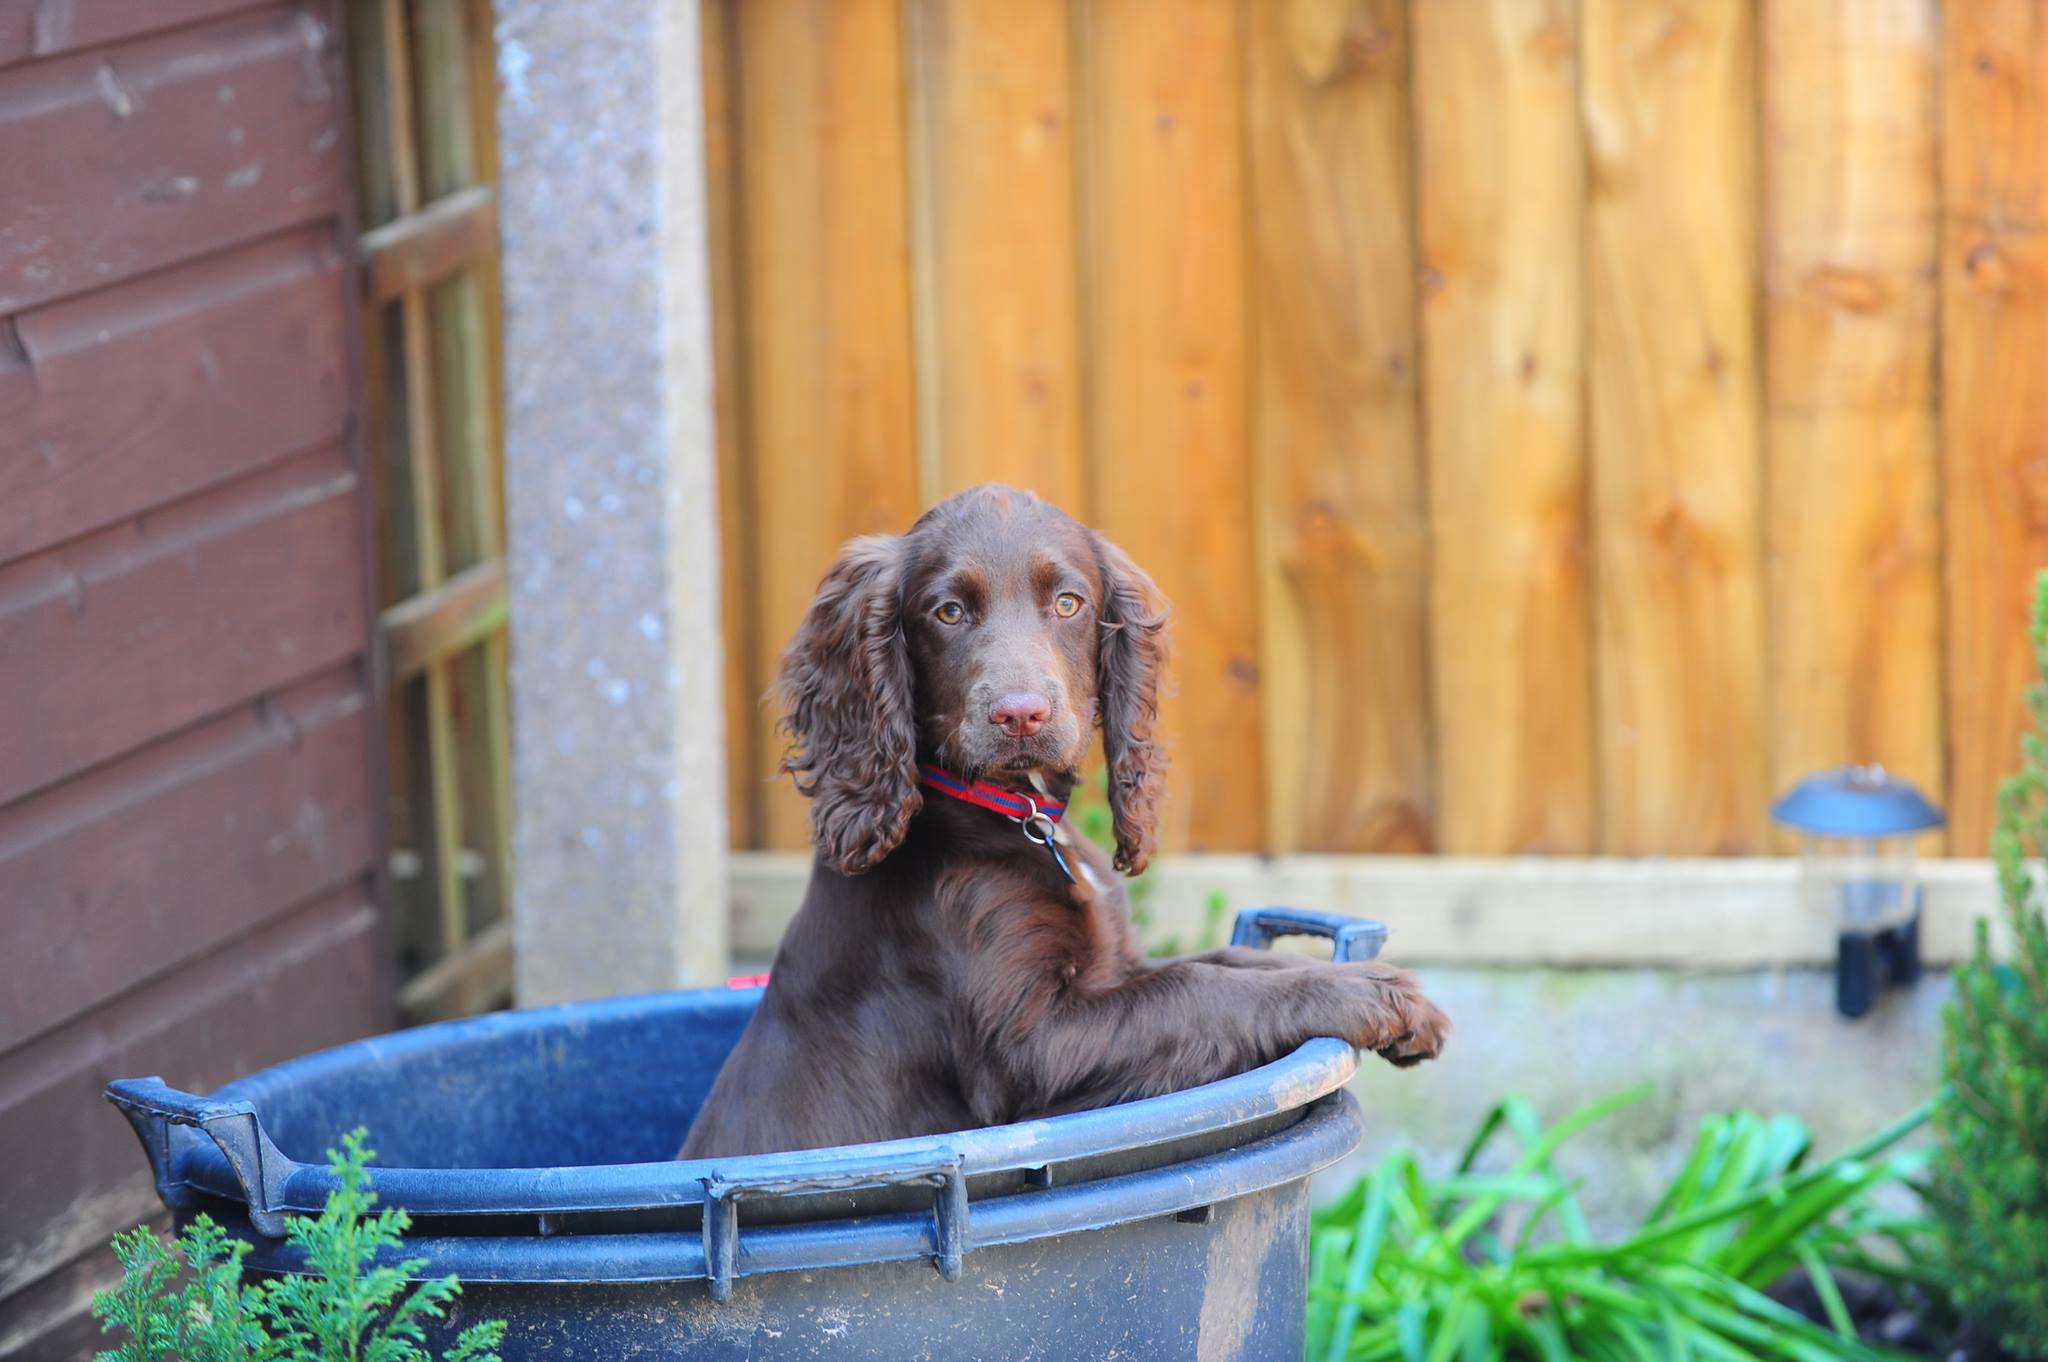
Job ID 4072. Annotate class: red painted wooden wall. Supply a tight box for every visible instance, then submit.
[0,4,389,1355]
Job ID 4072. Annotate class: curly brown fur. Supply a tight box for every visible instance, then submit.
[1091,533,1167,874]
[774,536,920,875]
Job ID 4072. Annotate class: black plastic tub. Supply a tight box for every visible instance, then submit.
[107,908,1379,1361]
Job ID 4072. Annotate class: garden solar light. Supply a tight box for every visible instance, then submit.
[1770,765,1943,1020]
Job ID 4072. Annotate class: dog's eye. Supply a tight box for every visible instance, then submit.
[934,601,965,625]
[1054,592,1084,619]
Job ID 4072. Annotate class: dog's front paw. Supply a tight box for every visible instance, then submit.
[1327,962,1449,1067]
[1373,982,1448,1068]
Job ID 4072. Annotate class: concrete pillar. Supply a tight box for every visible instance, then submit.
[494,0,729,1003]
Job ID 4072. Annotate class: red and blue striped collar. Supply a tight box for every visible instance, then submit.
[917,764,1066,823]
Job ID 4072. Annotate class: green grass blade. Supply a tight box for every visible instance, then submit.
[1792,1243,1855,1340]
[1758,1115,1814,1178]
[1545,1270,1656,1320]
[1651,1264,1918,1362]
[1607,1316,1665,1362]
[1440,1085,1653,1249]
[1454,1099,1519,1174]
[1821,1248,1949,1290]
[1458,1298,1493,1362]
[1423,1290,1473,1362]
[1326,1162,1397,1362]
[1577,1327,1635,1362]
[1429,1173,1572,1201]
[1717,1159,1893,1282]
[1516,1308,1575,1362]
[1395,1299,1429,1362]
[1648,1115,1729,1225]
[1314,1177,1368,1231]
[1696,1118,1767,1211]
[1657,1303,1692,1362]
[1499,1097,1593,1243]
[1824,1101,1931,1163]
[1338,1318,1400,1362]
[1656,1315,1766,1362]
[1516,1175,1593,1255]
[1306,1227,1353,1356]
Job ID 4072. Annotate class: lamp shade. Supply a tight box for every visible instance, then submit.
[1769,765,1944,839]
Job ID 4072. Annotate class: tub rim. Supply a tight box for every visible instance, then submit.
[111,984,1357,1220]
[109,907,1384,1227]
[200,1087,1365,1287]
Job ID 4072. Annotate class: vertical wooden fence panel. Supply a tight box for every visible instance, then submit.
[1764,0,1944,837]
[1079,0,1264,851]
[1415,0,1595,854]
[1245,0,1432,852]
[907,0,1086,510]
[701,0,758,849]
[735,0,922,850]
[1584,0,1768,854]
[1943,0,2048,854]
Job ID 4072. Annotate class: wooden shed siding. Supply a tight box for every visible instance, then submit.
[0,226,352,564]
[0,2,385,1355]
[0,7,345,313]
[0,450,371,807]
[0,1,276,68]
[0,667,377,1046]
[0,888,381,1294]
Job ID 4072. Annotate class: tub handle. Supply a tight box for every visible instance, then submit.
[701,1150,967,1302]
[105,1077,297,1237]
[1230,907,1388,963]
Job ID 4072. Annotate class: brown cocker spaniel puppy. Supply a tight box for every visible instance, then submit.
[681,485,1446,1158]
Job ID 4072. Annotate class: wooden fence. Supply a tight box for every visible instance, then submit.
[702,0,2048,859]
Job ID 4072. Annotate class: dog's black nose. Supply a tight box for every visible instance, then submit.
[990,692,1050,738]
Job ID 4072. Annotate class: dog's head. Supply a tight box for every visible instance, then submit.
[774,484,1168,877]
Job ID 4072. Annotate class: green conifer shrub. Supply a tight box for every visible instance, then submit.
[1933,572,2048,1359]
[93,1129,505,1362]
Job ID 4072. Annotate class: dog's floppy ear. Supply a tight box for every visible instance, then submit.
[775,535,920,875]
[1091,531,1168,875]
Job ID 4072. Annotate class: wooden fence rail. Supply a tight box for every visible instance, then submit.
[702,0,2048,859]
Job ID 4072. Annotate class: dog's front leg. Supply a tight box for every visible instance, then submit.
[959,956,1447,1124]
[1171,945,1320,970]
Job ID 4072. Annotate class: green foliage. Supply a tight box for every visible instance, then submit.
[93,1130,506,1362]
[1066,768,1148,907]
[1932,572,2048,1359]
[96,1218,265,1362]
[1306,1087,1935,1362]
[1067,769,1228,955]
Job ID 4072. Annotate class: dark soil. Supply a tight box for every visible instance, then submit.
[1768,1272,2022,1362]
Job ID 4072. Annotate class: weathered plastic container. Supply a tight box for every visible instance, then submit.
[107,908,1380,1361]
